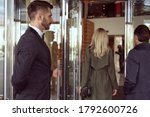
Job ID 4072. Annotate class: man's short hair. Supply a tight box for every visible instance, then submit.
[134,24,150,42]
[27,0,53,20]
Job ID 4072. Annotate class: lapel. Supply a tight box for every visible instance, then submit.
[27,27,50,53]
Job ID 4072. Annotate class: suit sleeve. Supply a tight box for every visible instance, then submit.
[12,37,37,93]
[108,49,118,89]
[124,51,139,95]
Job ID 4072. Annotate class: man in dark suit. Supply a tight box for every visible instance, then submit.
[124,25,150,100]
[12,1,58,100]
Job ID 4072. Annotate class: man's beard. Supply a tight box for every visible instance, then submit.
[41,18,50,30]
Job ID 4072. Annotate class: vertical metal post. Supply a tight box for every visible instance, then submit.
[124,0,134,77]
[62,0,68,100]
[78,0,82,100]
[73,57,76,100]
[4,0,7,100]
[4,0,15,100]
[125,0,133,24]
[57,60,60,99]
[62,0,66,100]
[61,0,82,100]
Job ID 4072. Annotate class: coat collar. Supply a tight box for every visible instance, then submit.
[134,42,150,50]
[27,27,50,53]
[29,24,43,38]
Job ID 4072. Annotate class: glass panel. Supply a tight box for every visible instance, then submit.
[124,0,150,75]
[3,0,16,99]
[67,0,82,99]
[133,0,150,30]
[125,0,150,53]
[49,23,61,100]
[61,0,82,100]
[87,1,125,18]
[0,26,4,99]
[0,0,4,99]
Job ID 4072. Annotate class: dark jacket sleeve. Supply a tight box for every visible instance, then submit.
[124,50,139,95]
[124,79,136,95]
[12,37,37,93]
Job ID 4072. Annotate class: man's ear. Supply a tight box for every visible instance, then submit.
[38,14,43,21]
[37,11,44,21]
[134,35,139,46]
[135,35,138,41]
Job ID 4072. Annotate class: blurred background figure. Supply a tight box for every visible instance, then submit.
[44,31,58,95]
[115,44,124,73]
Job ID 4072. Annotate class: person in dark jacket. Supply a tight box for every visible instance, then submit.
[124,24,150,100]
[12,1,58,100]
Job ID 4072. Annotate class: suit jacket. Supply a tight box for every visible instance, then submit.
[12,27,52,100]
[124,42,150,100]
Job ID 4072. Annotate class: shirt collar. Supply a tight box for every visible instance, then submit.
[29,24,43,38]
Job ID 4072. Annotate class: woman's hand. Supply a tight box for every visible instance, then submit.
[112,89,117,96]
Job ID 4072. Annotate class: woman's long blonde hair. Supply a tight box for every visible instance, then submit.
[90,28,109,58]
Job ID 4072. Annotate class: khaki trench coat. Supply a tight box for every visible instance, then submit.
[81,47,118,100]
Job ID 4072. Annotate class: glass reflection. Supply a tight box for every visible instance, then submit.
[0,0,4,99]
[61,0,82,100]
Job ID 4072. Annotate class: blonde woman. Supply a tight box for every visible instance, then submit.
[81,28,118,100]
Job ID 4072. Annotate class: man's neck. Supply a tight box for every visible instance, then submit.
[30,21,44,32]
[137,41,143,45]
[29,23,44,38]
[135,41,143,47]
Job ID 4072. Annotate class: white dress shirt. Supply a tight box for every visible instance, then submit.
[29,24,43,38]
